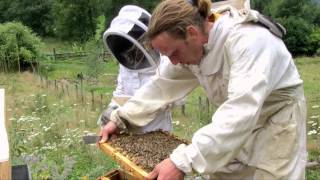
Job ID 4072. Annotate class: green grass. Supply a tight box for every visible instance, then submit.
[41,38,79,54]
[2,72,116,179]
[296,57,320,179]
[40,59,87,80]
[3,55,320,179]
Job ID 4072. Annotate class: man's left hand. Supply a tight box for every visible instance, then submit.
[146,158,184,180]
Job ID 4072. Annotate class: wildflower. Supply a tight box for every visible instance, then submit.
[28,132,40,140]
[308,130,317,135]
[173,121,180,125]
[44,126,51,132]
[9,117,16,121]
[310,115,319,119]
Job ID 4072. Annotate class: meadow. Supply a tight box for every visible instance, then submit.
[1,55,319,179]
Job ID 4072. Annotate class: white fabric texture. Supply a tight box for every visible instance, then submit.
[110,4,307,180]
[0,89,9,162]
[109,57,173,133]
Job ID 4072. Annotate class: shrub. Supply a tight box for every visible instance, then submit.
[0,22,43,72]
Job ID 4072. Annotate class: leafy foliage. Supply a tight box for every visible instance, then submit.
[252,0,320,56]
[0,0,54,36]
[51,0,101,42]
[0,22,43,72]
[103,0,160,27]
[84,15,106,80]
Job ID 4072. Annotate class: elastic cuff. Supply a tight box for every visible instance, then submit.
[110,109,127,130]
[170,144,193,175]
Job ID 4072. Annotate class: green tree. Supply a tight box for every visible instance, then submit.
[52,0,101,42]
[252,0,319,56]
[103,0,160,27]
[0,0,54,36]
[0,22,43,72]
[85,15,106,80]
[277,17,312,56]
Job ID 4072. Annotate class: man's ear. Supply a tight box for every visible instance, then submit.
[186,25,199,39]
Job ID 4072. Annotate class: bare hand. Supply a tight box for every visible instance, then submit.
[99,121,118,143]
[146,158,184,180]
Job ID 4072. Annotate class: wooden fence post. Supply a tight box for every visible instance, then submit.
[181,104,186,116]
[80,79,84,103]
[54,80,58,90]
[206,97,210,114]
[91,90,95,110]
[53,48,57,61]
[100,94,103,110]
[198,96,202,119]
[61,83,64,94]
[66,84,69,97]
[75,84,78,100]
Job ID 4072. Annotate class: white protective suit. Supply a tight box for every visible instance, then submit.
[110,3,307,180]
[101,57,173,133]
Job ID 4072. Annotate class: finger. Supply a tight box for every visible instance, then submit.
[99,129,109,143]
[146,168,158,180]
[110,134,117,140]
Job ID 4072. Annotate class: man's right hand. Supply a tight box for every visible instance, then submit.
[99,121,118,143]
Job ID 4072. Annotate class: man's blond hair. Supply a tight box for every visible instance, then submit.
[147,0,212,40]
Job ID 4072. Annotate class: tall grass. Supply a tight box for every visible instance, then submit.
[3,72,117,179]
[2,56,320,179]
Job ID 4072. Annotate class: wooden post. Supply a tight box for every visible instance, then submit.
[75,84,79,100]
[206,97,210,114]
[0,89,11,180]
[61,83,64,94]
[80,79,84,103]
[181,104,186,116]
[100,94,103,110]
[198,96,202,119]
[54,80,57,90]
[53,48,56,61]
[91,90,95,110]
[0,162,10,180]
[66,84,70,97]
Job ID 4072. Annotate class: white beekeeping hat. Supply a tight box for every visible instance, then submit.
[103,5,160,71]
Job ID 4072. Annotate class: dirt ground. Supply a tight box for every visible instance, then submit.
[109,131,189,172]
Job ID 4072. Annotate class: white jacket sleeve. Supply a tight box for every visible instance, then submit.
[170,25,289,174]
[110,60,199,128]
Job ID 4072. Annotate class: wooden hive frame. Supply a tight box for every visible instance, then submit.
[99,131,190,180]
[99,142,149,180]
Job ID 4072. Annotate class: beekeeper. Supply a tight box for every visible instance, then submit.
[100,0,307,179]
[98,5,175,133]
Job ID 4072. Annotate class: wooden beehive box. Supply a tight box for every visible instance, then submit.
[99,131,189,180]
